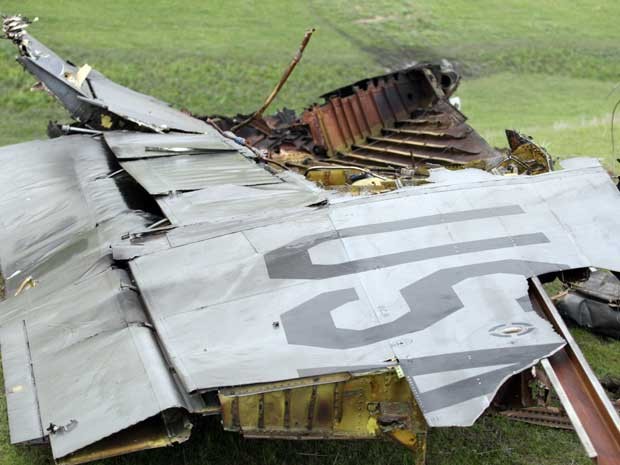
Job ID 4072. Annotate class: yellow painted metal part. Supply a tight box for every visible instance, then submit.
[304,166,398,194]
[58,411,191,465]
[100,114,113,129]
[219,369,427,461]
[510,142,552,174]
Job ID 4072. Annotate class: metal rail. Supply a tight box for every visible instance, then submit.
[530,276,620,465]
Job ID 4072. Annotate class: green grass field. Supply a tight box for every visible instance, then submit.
[1,1,620,464]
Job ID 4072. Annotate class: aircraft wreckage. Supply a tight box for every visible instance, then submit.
[1,15,620,465]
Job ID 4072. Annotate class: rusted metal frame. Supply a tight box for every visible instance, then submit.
[321,157,399,172]
[301,108,325,150]
[283,389,292,430]
[500,407,575,430]
[307,385,318,430]
[258,393,265,430]
[378,84,398,126]
[352,143,467,165]
[217,370,427,464]
[358,87,383,135]
[232,28,315,132]
[383,79,408,121]
[58,414,183,465]
[331,98,356,147]
[314,108,336,155]
[398,118,446,126]
[232,396,241,429]
[421,67,446,100]
[367,135,479,154]
[351,91,372,137]
[500,405,620,431]
[333,382,343,423]
[337,150,411,169]
[393,78,413,117]
[382,126,470,139]
[344,96,364,143]
[540,358,597,459]
[342,96,363,143]
[370,83,392,127]
[530,276,620,464]
[304,164,391,180]
[325,99,350,150]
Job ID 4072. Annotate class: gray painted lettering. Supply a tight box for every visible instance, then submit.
[266,205,527,280]
[282,260,565,349]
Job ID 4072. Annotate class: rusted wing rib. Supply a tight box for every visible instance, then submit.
[301,66,500,168]
[529,277,620,465]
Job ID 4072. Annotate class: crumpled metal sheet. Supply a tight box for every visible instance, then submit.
[85,69,210,132]
[0,269,197,459]
[0,135,201,460]
[119,152,281,195]
[102,130,281,195]
[103,131,238,159]
[0,136,153,296]
[127,160,620,427]
[5,20,208,133]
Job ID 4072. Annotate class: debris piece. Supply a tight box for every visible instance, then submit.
[232,28,315,132]
[555,270,620,339]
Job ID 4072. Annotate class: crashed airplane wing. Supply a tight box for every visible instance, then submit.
[122,159,616,429]
[1,15,620,465]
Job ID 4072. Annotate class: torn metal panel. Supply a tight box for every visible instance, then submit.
[119,152,281,195]
[103,131,239,159]
[0,269,199,460]
[157,184,325,227]
[0,134,195,461]
[86,70,210,132]
[2,16,209,133]
[209,63,508,188]
[0,136,154,296]
[128,162,620,428]
[59,411,191,465]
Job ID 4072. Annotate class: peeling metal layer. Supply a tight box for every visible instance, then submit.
[120,152,280,195]
[103,131,237,159]
[128,162,620,426]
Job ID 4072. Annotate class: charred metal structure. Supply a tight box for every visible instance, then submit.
[1,15,619,465]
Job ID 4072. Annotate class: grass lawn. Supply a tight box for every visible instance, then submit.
[1,1,619,464]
